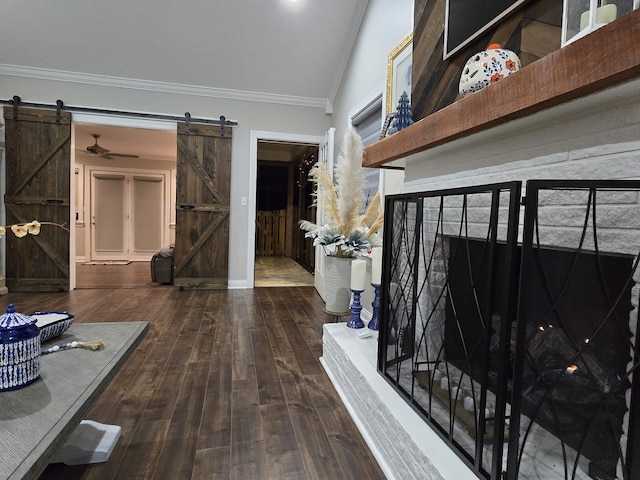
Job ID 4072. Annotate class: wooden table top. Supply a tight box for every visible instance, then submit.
[0,321,149,480]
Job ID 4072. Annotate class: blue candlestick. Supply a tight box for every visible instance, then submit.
[368,283,381,330]
[347,289,365,329]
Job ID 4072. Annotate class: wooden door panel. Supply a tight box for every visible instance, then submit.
[3,106,71,292]
[174,123,231,289]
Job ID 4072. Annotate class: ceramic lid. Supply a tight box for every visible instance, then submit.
[0,304,37,330]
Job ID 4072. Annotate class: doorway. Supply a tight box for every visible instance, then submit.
[248,131,325,288]
[254,140,316,287]
[72,116,177,289]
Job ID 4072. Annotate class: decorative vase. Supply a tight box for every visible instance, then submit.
[324,256,352,315]
[0,304,41,392]
[458,43,521,98]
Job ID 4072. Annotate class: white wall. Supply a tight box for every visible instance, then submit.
[0,74,331,286]
[332,0,414,148]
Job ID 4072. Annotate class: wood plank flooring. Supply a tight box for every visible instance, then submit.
[1,283,384,480]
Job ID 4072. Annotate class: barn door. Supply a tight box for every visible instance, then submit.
[3,106,71,292]
[174,123,231,289]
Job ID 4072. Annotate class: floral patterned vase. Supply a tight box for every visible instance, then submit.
[324,256,352,315]
[458,43,521,98]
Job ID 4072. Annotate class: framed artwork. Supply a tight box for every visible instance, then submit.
[386,33,413,115]
[380,113,395,139]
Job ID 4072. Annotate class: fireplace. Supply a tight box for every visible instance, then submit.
[379,180,640,480]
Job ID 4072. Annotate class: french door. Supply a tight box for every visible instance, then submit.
[313,127,335,300]
[90,170,167,261]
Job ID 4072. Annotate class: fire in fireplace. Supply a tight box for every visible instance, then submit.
[445,237,634,479]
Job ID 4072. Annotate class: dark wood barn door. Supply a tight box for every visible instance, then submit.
[3,107,71,292]
[174,123,231,289]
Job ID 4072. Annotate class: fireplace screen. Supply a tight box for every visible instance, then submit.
[379,180,640,480]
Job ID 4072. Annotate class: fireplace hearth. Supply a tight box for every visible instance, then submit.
[379,180,640,480]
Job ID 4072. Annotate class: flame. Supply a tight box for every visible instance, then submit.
[565,364,579,375]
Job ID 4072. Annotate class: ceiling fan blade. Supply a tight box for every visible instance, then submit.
[87,144,110,155]
[104,153,140,159]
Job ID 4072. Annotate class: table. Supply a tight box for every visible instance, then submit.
[0,321,149,480]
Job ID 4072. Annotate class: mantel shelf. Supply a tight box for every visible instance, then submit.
[364,8,640,168]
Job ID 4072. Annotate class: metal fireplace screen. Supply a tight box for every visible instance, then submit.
[378,180,640,480]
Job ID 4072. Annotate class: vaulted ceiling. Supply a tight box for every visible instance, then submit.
[1,0,368,108]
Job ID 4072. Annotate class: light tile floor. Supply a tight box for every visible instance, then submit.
[254,256,315,287]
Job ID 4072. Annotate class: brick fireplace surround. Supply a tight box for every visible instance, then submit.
[320,70,640,479]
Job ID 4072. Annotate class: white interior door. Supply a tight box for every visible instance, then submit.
[131,175,164,259]
[314,127,335,300]
[90,170,166,261]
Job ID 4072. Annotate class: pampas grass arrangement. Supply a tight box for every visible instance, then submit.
[299,129,384,258]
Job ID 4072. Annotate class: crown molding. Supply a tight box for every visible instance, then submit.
[0,64,328,110]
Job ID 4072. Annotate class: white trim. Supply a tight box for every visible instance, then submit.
[72,113,177,131]
[0,64,328,110]
[228,279,250,289]
[248,130,325,288]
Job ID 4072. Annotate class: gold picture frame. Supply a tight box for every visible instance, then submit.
[386,33,413,115]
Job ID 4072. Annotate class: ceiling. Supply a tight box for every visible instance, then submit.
[2,0,367,162]
[0,0,367,105]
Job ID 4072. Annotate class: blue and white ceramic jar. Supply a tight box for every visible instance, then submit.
[0,304,41,391]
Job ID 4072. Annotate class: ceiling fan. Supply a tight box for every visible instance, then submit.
[86,133,139,159]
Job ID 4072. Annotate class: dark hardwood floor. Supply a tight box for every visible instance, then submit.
[2,282,384,479]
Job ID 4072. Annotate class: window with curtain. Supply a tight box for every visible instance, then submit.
[351,94,383,211]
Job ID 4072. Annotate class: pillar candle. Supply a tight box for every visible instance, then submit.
[350,259,366,291]
[463,396,474,411]
[371,247,382,285]
[440,377,449,391]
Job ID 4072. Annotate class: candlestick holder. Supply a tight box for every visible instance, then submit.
[368,283,381,330]
[346,289,365,329]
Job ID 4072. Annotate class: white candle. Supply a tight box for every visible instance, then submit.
[433,370,442,381]
[452,386,462,399]
[350,259,367,291]
[371,247,382,285]
[463,396,474,411]
[440,377,449,391]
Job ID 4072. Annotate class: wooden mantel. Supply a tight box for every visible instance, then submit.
[364,7,640,168]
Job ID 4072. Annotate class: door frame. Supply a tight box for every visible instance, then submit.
[247,130,324,288]
[71,113,176,289]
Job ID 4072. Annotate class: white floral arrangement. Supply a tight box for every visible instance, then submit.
[0,221,69,238]
[299,129,383,258]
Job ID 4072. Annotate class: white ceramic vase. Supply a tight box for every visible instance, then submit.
[324,256,352,315]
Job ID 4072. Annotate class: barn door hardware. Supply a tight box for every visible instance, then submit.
[55,100,64,124]
[179,204,195,210]
[2,97,238,128]
[11,95,20,120]
[220,116,226,137]
[184,112,191,135]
